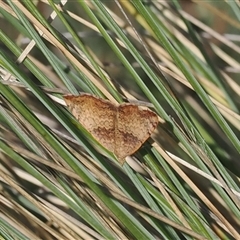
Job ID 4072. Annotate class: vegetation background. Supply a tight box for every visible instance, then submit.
[0,1,240,239]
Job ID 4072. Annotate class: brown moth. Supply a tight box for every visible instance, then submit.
[64,94,158,165]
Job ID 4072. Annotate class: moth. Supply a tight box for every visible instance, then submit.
[64,94,158,164]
